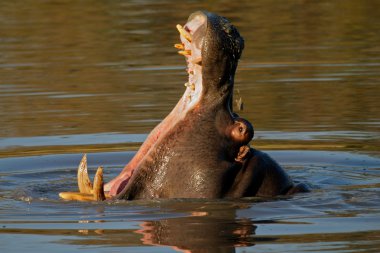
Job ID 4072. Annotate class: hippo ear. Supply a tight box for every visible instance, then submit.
[229,118,254,145]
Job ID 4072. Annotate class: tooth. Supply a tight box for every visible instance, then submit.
[59,189,110,202]
[183,82,195,91]
[192,57,202,66]
[93,167,106,201]
[59,155,108,202]
[176,24,192,42]
[178,50,191,56]
[174,43,184,50]
[59,192,94,201]
[77,154,93,194]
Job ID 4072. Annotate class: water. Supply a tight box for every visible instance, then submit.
[1,0,380,252]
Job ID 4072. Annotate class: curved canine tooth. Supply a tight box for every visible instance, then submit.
[174,43,184,50]
[178,50,191,56]
[176,24,192,42]
[77,154,93,194]
[93,167,106,201]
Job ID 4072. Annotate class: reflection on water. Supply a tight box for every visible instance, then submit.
[1,0,380,252]
[1,151,379,252]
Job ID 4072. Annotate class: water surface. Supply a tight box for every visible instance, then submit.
[1,1,380,252]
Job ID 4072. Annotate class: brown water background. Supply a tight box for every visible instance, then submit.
[0,1,380,252]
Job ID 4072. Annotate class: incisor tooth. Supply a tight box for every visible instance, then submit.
[59,192,94,201]
[176,24,192,42]
[174,43,184,50]
[59,191,110,201]
[178,50,191,56]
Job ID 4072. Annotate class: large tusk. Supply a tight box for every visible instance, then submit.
[93,167,106,201]
[59,154,94,201]
[77,154,93,194]
[176,24,192,42]
[59,192,94,201]
[59,155,110,201]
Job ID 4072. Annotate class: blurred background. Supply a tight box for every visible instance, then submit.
[1,0,379,156]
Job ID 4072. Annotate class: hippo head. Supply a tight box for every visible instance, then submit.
[108,11,252,199]
[178,11,244,109]
[60,11,255,201]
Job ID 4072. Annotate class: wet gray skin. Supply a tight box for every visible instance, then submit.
[111,11,309,200]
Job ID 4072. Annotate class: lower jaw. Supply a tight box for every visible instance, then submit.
[106,79,203,196]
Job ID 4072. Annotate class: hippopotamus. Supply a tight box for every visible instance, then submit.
[59,11,309,201]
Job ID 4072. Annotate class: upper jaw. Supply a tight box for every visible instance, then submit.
[175,12,206,108]
[201,11,244,97]
[176,11,244,109]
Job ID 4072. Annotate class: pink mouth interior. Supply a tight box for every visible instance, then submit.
[105,15,206,196]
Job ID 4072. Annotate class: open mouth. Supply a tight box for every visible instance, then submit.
[59,11,243,201]
[104,13,209,197]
